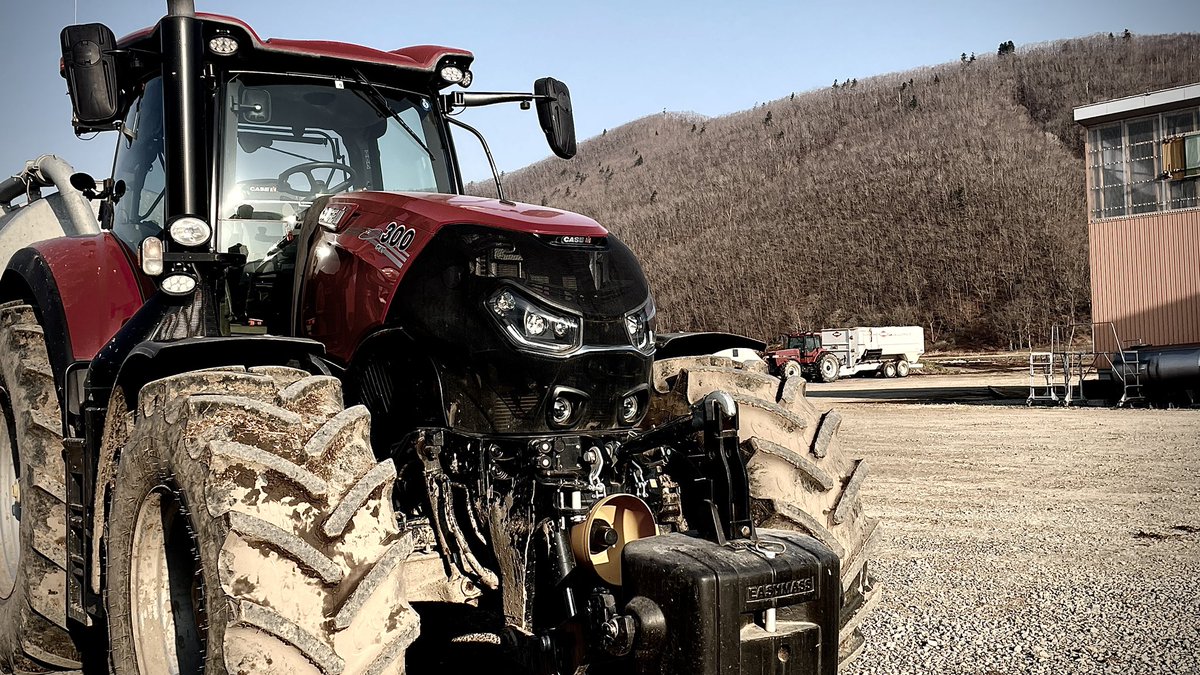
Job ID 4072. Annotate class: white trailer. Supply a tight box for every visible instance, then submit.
[819,326,925,379]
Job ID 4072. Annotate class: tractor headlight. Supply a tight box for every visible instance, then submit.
[620,395,640,424]
[168,217,211,247]
[625,299,656,354]
[160,273,197,296]
[208,36,239,56]
[440,65,464,84]
[550,396,574,426]
[488,287,581,355]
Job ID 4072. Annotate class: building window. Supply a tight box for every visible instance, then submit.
[1126,118,1158,214]
[1088,106,1200,219]
[1163,111,1198,211]
[1089,125,1126,218]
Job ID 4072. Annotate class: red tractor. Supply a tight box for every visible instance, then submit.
[768,332,841,383]
[0,3,877,673]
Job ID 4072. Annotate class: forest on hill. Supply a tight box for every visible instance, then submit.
[476,33,1200,350]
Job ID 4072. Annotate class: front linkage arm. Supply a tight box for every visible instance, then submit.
[623,391,754,545]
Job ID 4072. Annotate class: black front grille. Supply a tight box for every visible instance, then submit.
[584,317,631,347]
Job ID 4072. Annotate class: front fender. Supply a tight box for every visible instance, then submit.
[0,233,149,397]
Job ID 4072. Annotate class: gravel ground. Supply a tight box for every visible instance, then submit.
[826,375,1200,674]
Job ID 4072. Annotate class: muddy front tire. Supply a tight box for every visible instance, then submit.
[0,303,80,673]
[105,366,417,675]
[648,356,880,666]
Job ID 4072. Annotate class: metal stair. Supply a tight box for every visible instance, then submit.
[1027,322,1141,407]
[1027,351,1061,404]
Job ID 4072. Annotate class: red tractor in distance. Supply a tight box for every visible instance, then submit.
[769,332,840,382]
[767,327,925,383]
[0,3,878,674]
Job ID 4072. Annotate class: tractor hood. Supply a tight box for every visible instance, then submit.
[328,191,609,240]
[301,190,631,365]
[302,190,652,435]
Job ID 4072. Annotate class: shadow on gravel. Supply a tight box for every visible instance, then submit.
[804,384,1028,405]
[804,381,1141,407]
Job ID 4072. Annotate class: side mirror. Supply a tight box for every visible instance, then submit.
[239,89,272,124]
[60,23,120,128]
[69,172,97,193]
[534,77,577,159]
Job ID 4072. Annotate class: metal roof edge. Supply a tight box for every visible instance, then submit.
[1074,82,1200,125]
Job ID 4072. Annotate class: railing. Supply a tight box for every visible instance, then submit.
[1027,322,1143,407]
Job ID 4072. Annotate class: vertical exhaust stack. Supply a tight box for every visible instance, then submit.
[160,0,207,223]
[167,0,196,18]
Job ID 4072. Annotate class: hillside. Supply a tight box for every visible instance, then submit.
[477,33,1200,349]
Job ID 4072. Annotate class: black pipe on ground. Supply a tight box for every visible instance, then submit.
[1107,344,1200,404]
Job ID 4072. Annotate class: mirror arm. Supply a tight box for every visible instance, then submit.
[444,115,512,206]
[441,91,552,111]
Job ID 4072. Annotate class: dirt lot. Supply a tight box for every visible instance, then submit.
[822,373,1200,674]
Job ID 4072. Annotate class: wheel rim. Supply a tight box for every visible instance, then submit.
[822,360,835,377]
[130,487,206,675]
[0,389,20,599]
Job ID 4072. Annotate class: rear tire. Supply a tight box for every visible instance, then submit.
[896,360,910,377]
[817,353,840,383]
[0,302,80,673]
[648,356,880,666]
[882,361,898,378]
[105,366,418,674]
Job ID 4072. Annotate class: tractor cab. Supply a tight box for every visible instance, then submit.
[64,12,579,338]
[783,332,823,358]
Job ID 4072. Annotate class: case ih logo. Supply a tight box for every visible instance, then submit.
[746,577,815,602]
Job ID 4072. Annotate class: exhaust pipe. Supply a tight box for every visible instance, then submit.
[167,0,196,17]
[160,0,207,221]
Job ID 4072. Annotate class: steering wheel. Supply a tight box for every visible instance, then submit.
[276,161,358,198]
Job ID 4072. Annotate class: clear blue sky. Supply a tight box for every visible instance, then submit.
[1,0,1196,184]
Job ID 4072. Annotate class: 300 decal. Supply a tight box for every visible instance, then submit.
[359,221,417,269]
[380,221,415,250]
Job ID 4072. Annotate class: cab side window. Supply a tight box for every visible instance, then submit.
[110,78,166,250]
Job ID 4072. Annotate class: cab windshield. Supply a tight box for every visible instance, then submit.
[786,335,821,351]
[217,73,454,261]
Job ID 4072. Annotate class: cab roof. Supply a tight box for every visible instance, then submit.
[117,13,473,75]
